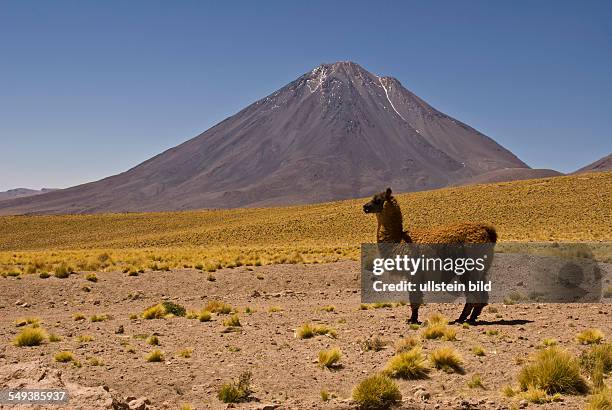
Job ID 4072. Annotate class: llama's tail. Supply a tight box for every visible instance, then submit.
[483,225,498,243]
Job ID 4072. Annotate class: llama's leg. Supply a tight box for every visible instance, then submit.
[467,303,486,324]
[456,303,473,323]
[409,303,421,324]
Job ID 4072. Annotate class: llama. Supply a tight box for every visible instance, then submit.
[363,187,497,324]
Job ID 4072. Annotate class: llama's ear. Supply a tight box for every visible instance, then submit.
[385,187,392,199]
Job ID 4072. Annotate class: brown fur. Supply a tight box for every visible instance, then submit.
[364,188,497,324]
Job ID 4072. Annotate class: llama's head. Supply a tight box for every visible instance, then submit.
[363,188,393,214]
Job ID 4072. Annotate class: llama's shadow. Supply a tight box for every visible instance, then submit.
[458,319,534,326]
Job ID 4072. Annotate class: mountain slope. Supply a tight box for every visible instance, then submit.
[454,168,562,186]
[0,61,527,215]
[0,188,57,202]
[573,153,612,174]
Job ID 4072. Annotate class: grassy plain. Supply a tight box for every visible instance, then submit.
[0,171,610,275]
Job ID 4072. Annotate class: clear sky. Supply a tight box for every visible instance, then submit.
[1,1,611,191]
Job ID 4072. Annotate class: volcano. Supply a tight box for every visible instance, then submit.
[0,61,528,214]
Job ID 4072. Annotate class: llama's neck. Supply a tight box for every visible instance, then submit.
[376,199,404,243]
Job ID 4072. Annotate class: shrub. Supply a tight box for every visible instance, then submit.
[587,388,612,410]
[77,335,93,343]
[429,346,463,373]
[318,347,342,369]
[161,301,186,317]
[223,314,241,327]
[467,374,484,389]
[54,351,74,363]
[14,327,46,347]
[146,349,164,362]
[383,347,429,379]
[395,337,419,353]
[85,273,98,282]
[295,323,337,339]
[90,314,108,322]
[352,374,401,410]
[517,347,587,394]
[39,272,51,279]
[472,346,486,356]
[576,328,605,345]
[205,300,232,314]
[48,333,61,342]
[218,372,252,403]
[198,310,212,322]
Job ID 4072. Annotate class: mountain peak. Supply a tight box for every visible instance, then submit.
[0,63,528,214]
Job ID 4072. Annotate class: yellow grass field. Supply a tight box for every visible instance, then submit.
[0,171,610,275]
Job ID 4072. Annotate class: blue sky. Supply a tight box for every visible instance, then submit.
[1,1,611,191]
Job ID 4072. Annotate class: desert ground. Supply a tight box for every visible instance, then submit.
[1,260,610,409]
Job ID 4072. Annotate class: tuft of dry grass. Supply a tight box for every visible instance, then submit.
[268,306,283,313]
[352,374,401,410]
[587,388,612,410]
[472,346,486,356]
[383,347,429,379]
[142,304,166,319]
[147,335,160,346]
[85,273,98,282]
[429,346,463,373]
[218,372,252,403]
[54,351,74,363]
[576,328,605,345]
[223,314,241,327]
[542,338,558,347]
[467,374,484,389]
[320,305,335,312]
[198,310,212,322]
[14,317,40,327]
[178,348,193,358]
[205,300,232,314]
[14,327,46,347]
[318,347,342,369]
[146,349,164,362]
[295,323,337,339]
[395,337,419,353]
[360,336,387,352]
[517,347,587,394]
[422,324,456,341]
[77,335,93,343]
